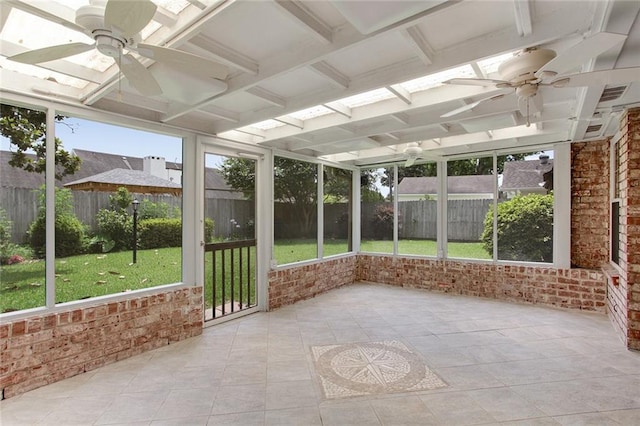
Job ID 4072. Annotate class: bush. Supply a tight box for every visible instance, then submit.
[482,193,553,262]
[204,218,214,243]
[95,209,132,252]
[138,218,181,249]
[139,199,180,220]
[28,187,86,258]
[29,213,86,258]
[372,204,394,240]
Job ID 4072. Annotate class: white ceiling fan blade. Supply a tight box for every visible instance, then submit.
[440,92,509,118]
[444,78,510,87]
[551,67,640,88]
[405,157,416,167]
[105,0,157,38]
[119,53,162,96]
[7,42,94,64]
[136,44,229,80]
[535,32,627,78]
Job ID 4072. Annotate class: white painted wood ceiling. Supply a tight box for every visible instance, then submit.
[1,0,639,166]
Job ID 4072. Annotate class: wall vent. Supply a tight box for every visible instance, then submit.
[599,85,627,103]
[586,124,603,133]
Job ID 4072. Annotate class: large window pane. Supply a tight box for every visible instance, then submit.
[273,157,318,264]
[497,151,554,262]
[0,103,47,312]
[323,166,352,256]
[53,117,183,303]
[447,157,493,260]
[397,163,438,256]
[361,167,393,253]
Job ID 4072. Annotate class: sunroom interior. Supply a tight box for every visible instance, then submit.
[1,0,640,419]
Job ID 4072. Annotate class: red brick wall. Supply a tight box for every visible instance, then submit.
[571,140,610,268]
[0,287,203,399]
[357,255,606,312]
[619,108,640,350]
[268,256,357,309]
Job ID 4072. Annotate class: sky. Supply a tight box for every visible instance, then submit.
[0,115,226,167]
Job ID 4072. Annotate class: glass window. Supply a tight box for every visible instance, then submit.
[0,103,48,312]
[496,152,554,263]
[323,166,352,256]
[53,116,183,304]
[360,167,393,253]
[397,163,438,257]
[447,157,494,260]
[273,157,318,264]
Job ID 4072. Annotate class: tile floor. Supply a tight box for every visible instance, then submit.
[1,282,640,425]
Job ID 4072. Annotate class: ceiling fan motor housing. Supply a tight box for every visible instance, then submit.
[498,48,556,83]
[75,4,106,33]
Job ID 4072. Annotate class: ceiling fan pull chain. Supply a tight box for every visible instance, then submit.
[526,97,530,127]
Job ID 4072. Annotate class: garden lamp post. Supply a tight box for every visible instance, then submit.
[132,199,139,264]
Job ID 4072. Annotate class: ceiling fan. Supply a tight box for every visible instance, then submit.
[403,142,424,167]
[441,32,640,124]
[7,0,229,97]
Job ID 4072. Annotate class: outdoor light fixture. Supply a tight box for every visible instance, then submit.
[132,199,139,264]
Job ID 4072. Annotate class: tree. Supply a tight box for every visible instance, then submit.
[0,104,80,179]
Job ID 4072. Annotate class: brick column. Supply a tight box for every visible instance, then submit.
[620,108,640,350]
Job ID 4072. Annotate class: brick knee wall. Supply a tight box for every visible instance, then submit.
[268,256,357,309]
[0,286,203,399]
[356,255,606,312]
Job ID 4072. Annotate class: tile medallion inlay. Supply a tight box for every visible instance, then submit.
[311,340,447,399]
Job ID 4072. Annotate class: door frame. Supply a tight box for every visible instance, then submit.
[197,136,272,324]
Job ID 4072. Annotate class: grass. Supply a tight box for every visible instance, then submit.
[1,239,488,312]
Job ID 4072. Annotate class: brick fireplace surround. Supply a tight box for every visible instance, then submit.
[1,108,638,400]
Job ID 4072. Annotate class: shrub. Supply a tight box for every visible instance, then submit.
[481,193,553,262]
[138,218,181,249]
[372,204,394,240]
[0,208,14,261]
[28,187,86,258]
[95,209,132,251]
[204,218,214,243]
[139,199,180,220]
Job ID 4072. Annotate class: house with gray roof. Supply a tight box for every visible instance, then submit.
[501,156,553,198]
[397,175,495,201]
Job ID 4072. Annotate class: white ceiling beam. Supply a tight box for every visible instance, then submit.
[236,126,266,138]
[309,61,350,89]
[336,125,355,134]
[188,35,259,75]
[437,124,450,133]
[401,26,434,65]
[385,132,400,141]
[273,0,332,44]
[246,87,286,108]
[0,2,12,33]
[5,0,85,33]
[512,0,533,37]
[390,113,410,125]
[386,84,412,105]
[323,101,351,118]
[153,6,179,27]
[470,62,486,79]
[186,0,208,9]
[274,115,304,129]
[200,106,240,123]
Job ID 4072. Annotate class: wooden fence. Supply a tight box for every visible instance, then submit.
[1,187,491,244]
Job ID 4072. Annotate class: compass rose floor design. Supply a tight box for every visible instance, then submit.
[311,340,447,399]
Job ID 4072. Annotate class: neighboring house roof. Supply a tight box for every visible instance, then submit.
[398,175,494,195]
[2,149,242,199]
[64,168,182,195]
[501,159,553,191]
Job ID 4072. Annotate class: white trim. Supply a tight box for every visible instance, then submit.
[45,104,56,308]
[352,170,361,253]
[492,153,498,261]
[182,134,197,286]
[317,163,324,259]
[437,161,447,258]
[393,165,399,256]
[553,144,571,268]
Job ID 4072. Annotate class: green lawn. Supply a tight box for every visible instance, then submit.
[1,239,489,312]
